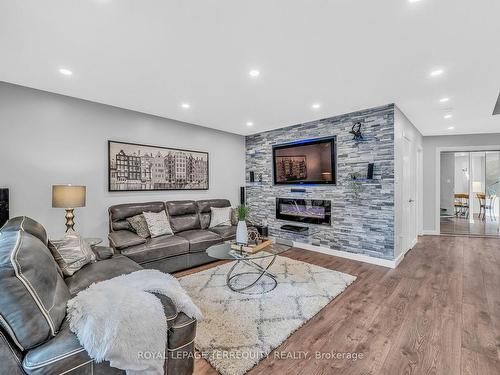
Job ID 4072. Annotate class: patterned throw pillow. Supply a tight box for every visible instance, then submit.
[209,206,233,228]
[48,231,96,277]
[126,214,151,238]
[231,208,239,225]
[143,211,174,238]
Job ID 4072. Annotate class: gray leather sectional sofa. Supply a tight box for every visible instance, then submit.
[0,217,196,375]
[108,199,237,273]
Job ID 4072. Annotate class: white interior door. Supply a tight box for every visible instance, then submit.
[402,137,416,251]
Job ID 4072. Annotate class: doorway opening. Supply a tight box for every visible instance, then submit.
[440,151,500,236]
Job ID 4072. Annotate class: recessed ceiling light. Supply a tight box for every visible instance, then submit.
[439,97,450,103]
[448,126,455,130]
[409,0,422,3]
[246,121,254,127]
[181,103,190,109]
[430,69,444,77]
[249,70,260,78]
[311,103,321,110]
[59,68,73,76]
[444,114,453,119]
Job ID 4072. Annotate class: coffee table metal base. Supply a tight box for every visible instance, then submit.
[226,253,278,294]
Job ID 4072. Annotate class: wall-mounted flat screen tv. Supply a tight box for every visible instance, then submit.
[272,136,336,185]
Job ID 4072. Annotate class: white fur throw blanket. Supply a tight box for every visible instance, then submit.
[67,269,202,375]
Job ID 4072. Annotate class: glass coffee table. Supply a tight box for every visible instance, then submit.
[206,241,290,294]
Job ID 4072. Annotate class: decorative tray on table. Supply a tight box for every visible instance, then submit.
[230,239,272,254]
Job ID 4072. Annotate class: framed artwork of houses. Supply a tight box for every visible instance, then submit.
[108,140,209,191]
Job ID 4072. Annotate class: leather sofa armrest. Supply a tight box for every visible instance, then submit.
[108,230,146,251]
[91,246,114,260]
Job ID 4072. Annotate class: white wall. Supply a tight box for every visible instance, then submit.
[394,105,423,259]
[454,154,469,194]
[0,82,245,241]
[440,153,455,215]
[422,134,500,233]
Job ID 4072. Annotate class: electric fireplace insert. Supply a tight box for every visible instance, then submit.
[276,198,331,225]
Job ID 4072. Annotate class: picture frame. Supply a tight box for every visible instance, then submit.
[108,140,209,191]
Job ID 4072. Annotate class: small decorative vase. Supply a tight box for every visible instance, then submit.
[236,220,248,245]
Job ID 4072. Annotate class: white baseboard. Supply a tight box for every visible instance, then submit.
[393,237,418,267]
[422,230,440,236]
[292,241,399,269]
[410,237,418,249]
[393,252,406,267]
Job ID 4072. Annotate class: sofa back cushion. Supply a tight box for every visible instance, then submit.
[196,199,231,229]
[0,217,71,350]
[108,202,165,232]
[1,216,48,245]
[166,200,200,233]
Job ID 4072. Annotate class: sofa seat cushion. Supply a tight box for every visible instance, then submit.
[108,230,146,250]
[22,320,91,375]
[121,235,189,264]
[65,254,142,296]
[209,225,237,240]
[176,230,223,253]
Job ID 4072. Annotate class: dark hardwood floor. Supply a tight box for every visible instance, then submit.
[174,236,500,375]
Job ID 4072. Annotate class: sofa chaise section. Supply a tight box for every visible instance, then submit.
[0,216,196,375]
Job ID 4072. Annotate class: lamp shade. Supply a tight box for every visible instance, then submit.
[52,185,86,208]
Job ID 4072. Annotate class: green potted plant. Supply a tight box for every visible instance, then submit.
[235,204,250,244]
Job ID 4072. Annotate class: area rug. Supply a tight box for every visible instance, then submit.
[178,255,356,375]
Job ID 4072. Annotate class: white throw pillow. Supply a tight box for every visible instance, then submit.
[209,206,233,228]
[143,210,174,238]
[48,231,96,277]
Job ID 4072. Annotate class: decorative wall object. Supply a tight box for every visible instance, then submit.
[349,122,364,141]
[108,141,209,191]
[245,104,395,260]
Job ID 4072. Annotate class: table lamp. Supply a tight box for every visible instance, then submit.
[52,185,86,232]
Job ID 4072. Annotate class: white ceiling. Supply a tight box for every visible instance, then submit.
[1,0,499,136]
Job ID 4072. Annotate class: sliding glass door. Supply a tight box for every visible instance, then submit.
[440,151,500,236]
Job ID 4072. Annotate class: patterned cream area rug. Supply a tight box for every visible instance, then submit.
[178,255,356,375]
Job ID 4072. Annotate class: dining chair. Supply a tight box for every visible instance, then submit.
[476,193,486,220]
[454,193,469,218]
[486,194,497,221]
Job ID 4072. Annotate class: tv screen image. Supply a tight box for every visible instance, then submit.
[275,156,308,182]
[272,137,336,185]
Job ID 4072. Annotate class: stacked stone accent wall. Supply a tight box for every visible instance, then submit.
[245,104,395,260]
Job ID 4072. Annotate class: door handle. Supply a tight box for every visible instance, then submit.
[409,199,414,203]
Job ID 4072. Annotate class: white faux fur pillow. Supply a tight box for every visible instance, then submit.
[143,211,174,238]
[209,206,232,228]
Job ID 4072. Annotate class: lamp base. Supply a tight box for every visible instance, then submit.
[65,208,75,232]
